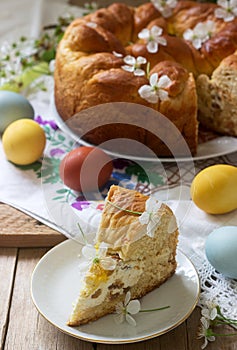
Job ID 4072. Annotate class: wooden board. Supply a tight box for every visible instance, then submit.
[0,203,66,248]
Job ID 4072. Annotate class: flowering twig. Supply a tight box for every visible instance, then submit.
[114,291,170,326]
[198,301,237,348]
[0,14,74,92]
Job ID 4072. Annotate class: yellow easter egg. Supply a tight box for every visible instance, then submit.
[2,119,46,165]
[190,164,237,214]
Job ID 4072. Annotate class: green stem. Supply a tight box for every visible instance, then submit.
[212,332,237,337]
[221,320,237,326]
[106,199,142,215]
[77,222,88,245]
[217,315,237,325]
[140,306,170,313]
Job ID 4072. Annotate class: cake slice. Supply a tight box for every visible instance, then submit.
[68,185,179,326]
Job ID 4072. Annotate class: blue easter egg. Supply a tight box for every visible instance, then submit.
[0,91,34,133]
[205,226,237,279]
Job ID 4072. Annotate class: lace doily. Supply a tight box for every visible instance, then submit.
[191,252,237,321]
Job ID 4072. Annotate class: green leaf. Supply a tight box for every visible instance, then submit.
[125,164,164,186]
[40,49,56,62]
[0,62,50,92]
[147,172,164,186]
[57,134,65,141]
[56,188,68,194]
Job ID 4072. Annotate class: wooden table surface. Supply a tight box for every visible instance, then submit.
[1,209,236,350]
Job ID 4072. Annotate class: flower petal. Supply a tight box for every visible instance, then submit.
[162,6,173,18]
[147,92,159,104]
[139,211,150,225]
[134,68,145,76]
[136,56,147,65]
[201,338,208,350]
[193,38,203,50]
[113,51,123,58]
[146,221,157,237]
[233,7,237,15]
[210,308,217,320]
[149,73,158,86]
[125,313,137,326]
[114,312,125,324]
[138,85,152,98]
[167,0,177,8]
[158,89,169,101]
[157,37,167,46]
[206,20,216,32]
[201,316,210,329]
[158,75,171,88]
[82,245,96,259]
[125,291,131,306]
[147,40,158,53]
[151,25,163,37]
[146,197,161,212]
[124,55,136,65]
[138,85,159,103]
[208,336,216,342]
[223,12,235,21]
[98,242,109,258]
[217,0,229,8]
[122,65,134,73]
[138,28,150,40]
[127,300,141,314]
[183,28,194,41]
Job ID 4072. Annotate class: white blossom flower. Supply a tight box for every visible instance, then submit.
[49,59,55,73]
[201,301,218,321]
[0,38,37,87]
[183,20,216,49]
[215,0,237,22]
[138,72,171,104]
[151,0,177,18]
[79,242,116,272]
[86,22,97,28]
[112,51,123,58]
[114,291,141,326]
[138,25,167,53]
[121,55,147,76]
[139,197,163,237]
[197,317,216,349]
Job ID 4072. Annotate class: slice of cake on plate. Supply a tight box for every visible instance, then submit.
[67,185,179,326]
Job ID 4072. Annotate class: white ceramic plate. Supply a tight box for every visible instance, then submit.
[51,102,237,162]
[31,240,200,344]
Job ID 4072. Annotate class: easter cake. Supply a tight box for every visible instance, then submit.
[67,185,179,326]
[54,0,237,156]
[197,52,237,137]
